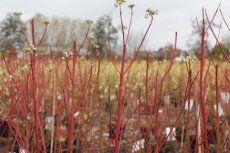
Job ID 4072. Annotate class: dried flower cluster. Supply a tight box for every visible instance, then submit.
[63,50,73,58]
[86,19,94,25]
[114,0,126,7]
[24,43,37,54]
[115,0,126,5]
[183,52,198,63]
[128,4,135,9]
[145,8,158,18]
[13,11,22,17]
[42,19,50,25]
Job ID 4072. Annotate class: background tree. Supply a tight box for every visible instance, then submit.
[126,31,148,57]
[0,14,25,52]
[24,13,49,52]
[25,14,88,53]
[47,16,88,52]
[212,43,230,61]
[92,15,118,54]
[154,44,184,61]
[187,19,219,57]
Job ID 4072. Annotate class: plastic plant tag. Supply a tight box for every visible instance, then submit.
[45,115,54,130]
[185,99,194,110]
[220,91,230,104]
[74,111,80,118]
[165,127,176,141]
[132,138,145,152]
[214,103,224,117]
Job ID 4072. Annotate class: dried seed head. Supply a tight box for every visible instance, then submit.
[86,19,94,25]
[42,19,50,25]
[128,4,135,9]
[63,50,73,57]
[24,43,37,54]
[145,8,158,18]
[13,11,22,17]
[114,0,126,7]
[183,52,198,63]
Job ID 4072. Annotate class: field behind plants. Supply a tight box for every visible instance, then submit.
[0,1,230,153]
[0,54,230,152]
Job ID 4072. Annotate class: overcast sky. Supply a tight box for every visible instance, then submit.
[0,0,230,50]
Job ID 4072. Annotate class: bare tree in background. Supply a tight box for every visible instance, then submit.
[187,19,219,57]
[25,14,88,53]
[222,35,230,51]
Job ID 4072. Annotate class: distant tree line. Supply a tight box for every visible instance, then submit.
[0,13,118,57]
[0,13,229,61]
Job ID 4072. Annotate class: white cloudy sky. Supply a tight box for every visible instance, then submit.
[0,0,230,50]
